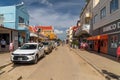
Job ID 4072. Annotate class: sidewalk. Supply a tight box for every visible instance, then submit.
[0,52,12,71]
[72,48,120,80]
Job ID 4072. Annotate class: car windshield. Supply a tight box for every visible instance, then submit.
[20,44,37,49]
[42,42,49,45]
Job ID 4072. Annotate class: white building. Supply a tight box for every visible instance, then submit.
[66,27,74,43]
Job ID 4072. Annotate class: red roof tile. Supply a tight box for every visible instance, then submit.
[35,26,53,30]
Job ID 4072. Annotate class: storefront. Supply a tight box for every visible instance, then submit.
[91,19,120,56]
[87,34,108,54]
[0,26,18,52]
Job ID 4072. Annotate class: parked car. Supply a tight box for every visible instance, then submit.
[11,43,45,64]
[42,41,52,54]
[57,41,60,46]
[50,41,55,49]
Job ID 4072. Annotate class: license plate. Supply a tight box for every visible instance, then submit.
[18,58,22,61]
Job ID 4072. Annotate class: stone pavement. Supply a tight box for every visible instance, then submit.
[72,48,120,80]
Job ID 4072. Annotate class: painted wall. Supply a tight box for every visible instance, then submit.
[0,6,16,29]
[16,5,29,30]
[93,0,120,30]
[0,4,29,43]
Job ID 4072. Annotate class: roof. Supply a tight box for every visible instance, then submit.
[0,26,17,31]
[28,26,37,32]
[36,26,53,30]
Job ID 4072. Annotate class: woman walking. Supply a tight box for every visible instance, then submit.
[9,41,14,53]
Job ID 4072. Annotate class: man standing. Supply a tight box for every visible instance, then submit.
[1,39,6,51]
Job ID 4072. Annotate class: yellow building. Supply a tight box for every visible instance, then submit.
[36,26,57,40]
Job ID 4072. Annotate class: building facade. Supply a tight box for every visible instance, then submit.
[37,26,57,40]
[91,0,120,56]
[0,26,18,51]
[0,3,29,47]
[75,0,93,44]
[82,0,120,56]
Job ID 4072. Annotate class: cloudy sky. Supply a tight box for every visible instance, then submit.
[0,0,86,40]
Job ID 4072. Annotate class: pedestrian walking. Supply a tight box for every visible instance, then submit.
[80,42,83,49]
[9,41,14,53]
[116,46,120,60]
[97,40,100,53]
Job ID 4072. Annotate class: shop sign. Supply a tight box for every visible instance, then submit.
[103,22,120,32]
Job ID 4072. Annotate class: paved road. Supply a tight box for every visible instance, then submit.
[0,52,11,67]
[0,45,105,80]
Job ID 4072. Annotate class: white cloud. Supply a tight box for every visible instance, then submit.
[54,2,82,9]
[41,0,53,6]
[23,0,53,7]
[28,8,78,29]
[54,29,63,34]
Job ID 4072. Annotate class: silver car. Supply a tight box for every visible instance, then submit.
[11,43,45,64]
[42,41,52,54]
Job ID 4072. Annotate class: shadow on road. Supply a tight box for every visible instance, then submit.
[102,70,120,80]
[7,55,46,73]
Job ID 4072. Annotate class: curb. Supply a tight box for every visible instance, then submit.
[71,49,112,80]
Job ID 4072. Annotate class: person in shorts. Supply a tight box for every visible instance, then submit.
[1,39,6,48]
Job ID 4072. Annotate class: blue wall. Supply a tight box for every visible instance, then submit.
[16,5,29,30]
[0,4,30,43]
[0,6,16,29]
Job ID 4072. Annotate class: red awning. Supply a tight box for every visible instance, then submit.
[87,34,108,40]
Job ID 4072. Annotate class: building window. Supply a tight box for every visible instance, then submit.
[110,0,119,13]
[110,35,118,48]
[93,14,98,23]
[19,16,24,23]
[100,7,106,19]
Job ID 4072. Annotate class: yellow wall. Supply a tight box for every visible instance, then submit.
[40,29,56,39]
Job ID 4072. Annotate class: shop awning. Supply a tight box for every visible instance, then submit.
[38,34,48,40]
[30,33,38,37]
[87,34,108,40]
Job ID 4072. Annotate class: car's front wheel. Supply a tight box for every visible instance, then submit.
[33,55,38,64]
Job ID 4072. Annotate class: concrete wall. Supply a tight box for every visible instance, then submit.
[0,4,30,43]
[0,6,16,29]
[93,0,120,30]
